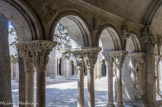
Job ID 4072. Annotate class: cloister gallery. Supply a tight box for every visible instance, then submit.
[0,0,162,107]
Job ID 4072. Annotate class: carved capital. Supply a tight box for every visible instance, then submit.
[102,52,114,62]
[29,40,57,71]
[82,47,101,69]
[16,43,32,60]
[102,51,114,68]
[113,51,127,69]
[16,40,57,71]
[71,49,84,70]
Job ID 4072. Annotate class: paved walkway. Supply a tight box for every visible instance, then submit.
[11,77,108,107]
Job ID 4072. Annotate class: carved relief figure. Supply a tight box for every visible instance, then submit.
[134,57,146,102]
[134,58,145,89]
[121,24,130,39]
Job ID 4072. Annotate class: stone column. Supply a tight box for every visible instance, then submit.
[25,58,35,107]
[72,50,85,107]
[141,27,156,106]
[155,55,160,94]
[102,52,115,107]
[30,41,57,107]
[82,47,101,107]
[114,51,127,107]
[16,44,35,107]
[18,41,57,107]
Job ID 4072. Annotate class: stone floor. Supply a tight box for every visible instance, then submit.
[11,76,109,107]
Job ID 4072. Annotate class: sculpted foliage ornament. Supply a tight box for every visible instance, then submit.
[82,47,101,69]
[102,52,114,62]
[102,52,114,69]
[71,49,84,69]
[16,41,57,70]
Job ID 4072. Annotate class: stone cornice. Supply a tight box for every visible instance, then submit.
[102,50,128,56]
[71,48,85,55]
[17,40,57,50]
[126,52,145,57]
[81,47,102,54]
[68,0,144,28]
[71,47,101,55]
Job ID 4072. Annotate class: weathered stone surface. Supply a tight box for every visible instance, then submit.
[0,13,12,106]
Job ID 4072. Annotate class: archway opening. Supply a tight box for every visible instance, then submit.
[95,26,122,106]
[0,1,40,106]
[123,33,144,103]
[126,34,141,52]
[46,15,90,106]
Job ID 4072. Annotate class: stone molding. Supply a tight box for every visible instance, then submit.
[16,40,57,71]
[126,52,145,57]
[68,0,144,28]
[102,51,128,56]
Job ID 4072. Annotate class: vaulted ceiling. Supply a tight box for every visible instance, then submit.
[82,0,153,23]
[82,0,162,35]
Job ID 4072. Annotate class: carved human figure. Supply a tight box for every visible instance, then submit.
[121,24,130,39]
[134,57,146,102]
[134,58,145,90]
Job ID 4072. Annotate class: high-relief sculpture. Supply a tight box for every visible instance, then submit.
[141,27,150,43]
[121,24,130,39]
[134,57,146,102]
[157,34,162,54]
[141,27,156,48]
[157,34,162,47]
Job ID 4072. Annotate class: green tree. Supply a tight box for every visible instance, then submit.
[54,23,72,59]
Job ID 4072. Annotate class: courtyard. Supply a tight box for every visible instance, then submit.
[12,77,108,107]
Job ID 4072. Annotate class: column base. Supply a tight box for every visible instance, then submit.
[116,103,124,107]
[107,103,115,107]
[125,102,147,107]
